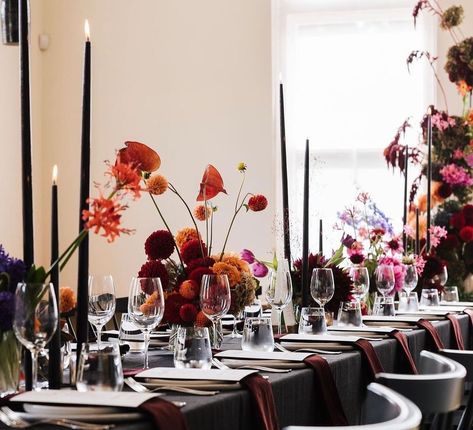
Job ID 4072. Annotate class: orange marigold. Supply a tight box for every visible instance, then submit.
[175,227,200,249]
[107,161,142,199]
[195,310,212,327]
[82,196,133,243]
[59,286,76,314]
[457,80,472,97]
[220,253,251,275]
[467,109,473,126]
[212,261,241,287]
[139,292,158,315]
[147,174,168,196]
[194,205,211,221]
[179,280,199,300]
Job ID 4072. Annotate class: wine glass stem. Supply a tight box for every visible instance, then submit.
[143,330,151,369]
[31,349,39,391]
[277,309,283,335]
[96,325,103,348]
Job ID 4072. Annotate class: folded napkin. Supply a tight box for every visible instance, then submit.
[464,308,473,329]
[445,314,465,350]
[353,339,384,381]
[303,355,348,425]
[241,373,279,430]
[388,330,417,374]
[416,319,445,351]
[139,397,189,430]
[123,368,144,377]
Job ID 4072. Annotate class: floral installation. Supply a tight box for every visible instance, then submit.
[137,158,268,326]
[383,2,473,296]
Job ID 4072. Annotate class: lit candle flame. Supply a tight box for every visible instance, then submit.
[427,106,432,116]
[84,19,90,41]
[52,165,58,185]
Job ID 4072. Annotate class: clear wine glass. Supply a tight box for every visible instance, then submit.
[88,275,116,347]
[266,259,293,335]
[348,266,370,302]
[13,282,58,391]
[200,274,231,348]
[375,264,395,298]
[310,268,335,307]
[128,277,165,369]
[429,265,448,288]
[403,264,418,295]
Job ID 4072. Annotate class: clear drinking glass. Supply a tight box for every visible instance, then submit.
[13,282,58,391]
[88,275,116,347]
[241,317,274,352]
[337,301,363,327]
[174,327,212,369]
[398,292,419,312]
[310,268,335,307]
[373,295,395,316]
[200,274,231,349]
[420,288,440,307]
[266,259,293,335]
[348,266,370,302]
[76,342,123,392]
[298,307,327,334]
[243,298,262,318]
[128,277,165,369]
[428,266,448,288]
[375,264,395,297]
[441,286,459,302]
[403,264,418,295]
[119,313,144,352]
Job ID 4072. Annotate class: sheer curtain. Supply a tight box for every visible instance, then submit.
[277,1,435,259]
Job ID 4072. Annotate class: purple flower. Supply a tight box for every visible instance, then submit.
[0,291,14,331]
[252,262,268,278]
[0,245,26,292]
[240,249,255,264]
[341,234,355,248]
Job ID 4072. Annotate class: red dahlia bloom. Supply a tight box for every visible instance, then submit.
[138,260,169,290]
[145,230,175,260]
[186,257,215,273]
[179,303,198,323]
[181,239,207,264]
[248,195,268,212]
[163,293,186,324]
[188,267,213,285]
[450,211,466,230]
[460,226,473,243]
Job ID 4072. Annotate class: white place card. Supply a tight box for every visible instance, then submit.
[280,334,362,343]
[12,390,159,408]
[328,326,404,334]
[136,367,257,382]
[420,305,468,313]
[215,349,312,362]
[440,301,473,308]
[363,315,424,323]
[396,310,449,317]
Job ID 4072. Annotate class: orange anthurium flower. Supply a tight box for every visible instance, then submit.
[117,141,161,172]
[196,164,227,201]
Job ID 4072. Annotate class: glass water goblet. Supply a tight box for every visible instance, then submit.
[403,264,418,295]
[375,264,395,297]
[338,301,363,327]
[348,266,369,302]
[128,277,165,369]
[88,275,116,347]
[310,268,335,307]
[266,259,293,335]
[441,286,459,302]
[174,327,212,369]
[200,274,231,348]
[241,317,274,352]
[13,282,58,391]
[428,266,448,289]
[298,307,327,334]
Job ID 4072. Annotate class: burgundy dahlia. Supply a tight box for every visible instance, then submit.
[138,259,169,290]
[145,230,175,260]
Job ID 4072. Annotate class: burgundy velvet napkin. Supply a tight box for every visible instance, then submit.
[389,330,418,374]
[464,308,473,327]
[445,313,465,350]
[123,368,144,377]
[303,355,348,425]
[139,397,189,430]
[241,373,279,430]
[354,339,384,380]
[416,319,445,351]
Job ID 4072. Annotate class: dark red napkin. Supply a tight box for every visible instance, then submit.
[303,355,348,425]
[389,330,418,374]
[241,373,279,430]
[354,339,384,380]
[464,309,473,327]
[139,397,189,430]
[416,319,445,351]
[445,313,465,350]
[123,368,144,377]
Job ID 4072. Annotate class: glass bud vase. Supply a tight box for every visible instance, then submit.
[168,324,181,351]
[209,319,224,349]
[0,330,21,396]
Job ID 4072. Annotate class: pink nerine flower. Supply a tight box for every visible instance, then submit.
[453,149,464,160]
[415,255,426,276]
[431,113,455,131]
[378,256,404,293]
[429,225,448,248]
[465,153,473,168]
[440,164,473,186]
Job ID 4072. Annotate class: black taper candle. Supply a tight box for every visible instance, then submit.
[280,83,291,264]
[402,145,408,253]
[77,20,91,361]
[48,166,61,388]
[426,109,432,252]
[319,219,323,255]
[415,208,420,255]
[301,139,310,307]
[19,0,33,391]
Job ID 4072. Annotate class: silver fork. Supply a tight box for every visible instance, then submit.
[212,358,291,373]
[124,377,218,396]
[274,343,342,355]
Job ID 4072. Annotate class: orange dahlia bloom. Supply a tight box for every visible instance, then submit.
[179,280,199,300]
[139,292,158,315]
[457,80,472,97]
[82,196,132,243]
[467,109,473,126]
[196,165,227,201]
[195,310,212,327]
[117,141,161,172]
[212,261,241,287]
[407,209,427,240]
[175,227,200,249]
[107,161,142,199]
[220,253,251,275]
[59,286,76,314]
[194,205,211,221]
[418,182,444,212]
[147,174,168,195]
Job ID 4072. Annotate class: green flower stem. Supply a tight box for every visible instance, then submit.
[168,182,205,259]
[149,193,184,267]
[204,187,209,252]
[209,206,214,256]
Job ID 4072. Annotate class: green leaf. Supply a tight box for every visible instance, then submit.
[26,265,47,283]
[325,244,344,267]
[0,273,10,292]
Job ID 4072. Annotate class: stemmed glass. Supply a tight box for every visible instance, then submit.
[88,275,116,347]
[128,277,165,369]
[266,259,293,335]
[348,266,370,302]
[310,268,335,307]
[428,265,448,288]
[200,274,231,348]
[403,264,418,295]
[375,264,395,298]
[13,282,58,391]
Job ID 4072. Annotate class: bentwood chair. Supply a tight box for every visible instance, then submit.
[439,349,473,430]
[376,350,466,430]
[283,382,422,430]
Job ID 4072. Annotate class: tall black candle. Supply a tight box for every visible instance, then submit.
[48,166,61,389]
[402,145,408,253]
[301,139,310,307]
[415,208,420,255]
[319,219,323,255]
[77,20,91,358]
[280,82,291,264]
[426,109,432,253]
[19,0,33,391]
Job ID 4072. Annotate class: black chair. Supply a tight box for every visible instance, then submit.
[283,382,422,430]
